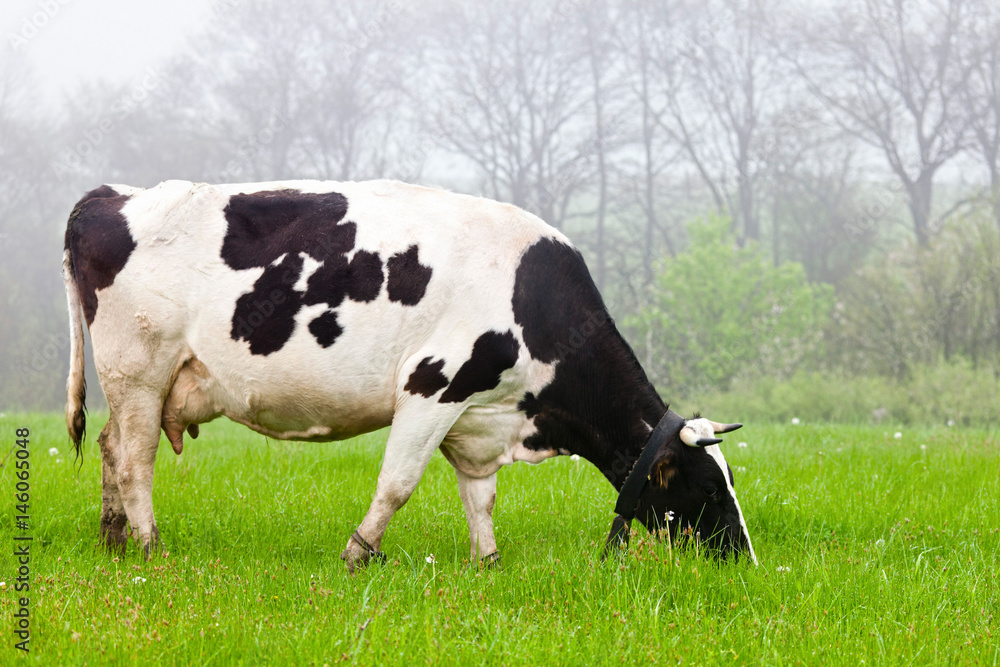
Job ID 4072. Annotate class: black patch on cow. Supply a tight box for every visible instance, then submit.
[513,237,612,364]
[221,190,353,270]
[345,250,384,302]
[231,253,304,355]
[404,357,449,397]
[77,184,119,205]
[304,250,384,308]
[439,330,520,403]
[511,237,666,487]
[308,310,343,348]
[64,186,136,326]
[222,189,391,354]
[386,245,432,305]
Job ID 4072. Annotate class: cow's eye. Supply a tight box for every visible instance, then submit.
[703,484,718,498]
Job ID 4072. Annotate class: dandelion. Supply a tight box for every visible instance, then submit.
[425,554,436,564]
[48,447,59,456]
[738,441,747,449]
[947,419,955,427]
[894,432,902,440]
[791,418,800,425]
[920,444,927,451]
[0,581,6,589]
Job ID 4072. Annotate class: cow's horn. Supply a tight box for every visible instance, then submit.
[679,425,700,447]
[696,437,723,446]
[709,421,742,434]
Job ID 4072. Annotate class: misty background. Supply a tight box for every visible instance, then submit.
[2,0,999,424]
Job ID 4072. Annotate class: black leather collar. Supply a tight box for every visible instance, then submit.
[602,410,685,559]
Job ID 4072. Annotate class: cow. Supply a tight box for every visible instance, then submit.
[63,179,756,571]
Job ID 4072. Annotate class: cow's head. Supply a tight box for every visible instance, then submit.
[634,417,756,563]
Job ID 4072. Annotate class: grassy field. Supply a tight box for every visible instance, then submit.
[0,413,997,665]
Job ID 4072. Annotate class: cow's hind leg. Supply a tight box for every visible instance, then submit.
[98,419,128,554]
[341,403,463,573]
[454,469,500,567]
[112,391,165,559]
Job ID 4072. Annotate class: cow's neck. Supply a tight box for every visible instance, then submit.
[520,324,667,492]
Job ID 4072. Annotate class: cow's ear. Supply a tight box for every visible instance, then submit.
[650,448,678,488]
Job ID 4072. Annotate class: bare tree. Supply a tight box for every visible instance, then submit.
[799,0,973,246]
[643,0,786,245]
[93,0,414,186]
[578,0,616,290]
[421,0,591,229]
[962,0,1000,236]
[614,0,682,284]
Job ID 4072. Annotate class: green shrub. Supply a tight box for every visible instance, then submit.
[830,212,1000,378]
[627,215,834,394]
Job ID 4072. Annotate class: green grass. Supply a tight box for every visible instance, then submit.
[0,413,998,665]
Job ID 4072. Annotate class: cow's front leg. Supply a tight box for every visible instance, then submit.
[98,420,128,554]
[341,402,461,573]
[455,469,500,567]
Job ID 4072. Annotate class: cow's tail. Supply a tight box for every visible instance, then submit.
[63,248,87,460]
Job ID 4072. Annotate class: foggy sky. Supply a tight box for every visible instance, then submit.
[2,0,213,102]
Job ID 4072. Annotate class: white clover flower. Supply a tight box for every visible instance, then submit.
[425,554,436,564]
[570,454,580,462]
[894,432,902,440]
[48,447,59,456]
[738,441,747,448]
[736,466,747,473]
[791,418,800,425]
[776,566,791,572]
[133,576,146,584]
[920,444,927,451]
[947,419,955,427]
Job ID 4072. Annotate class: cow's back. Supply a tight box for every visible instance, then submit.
[70,179,561,441]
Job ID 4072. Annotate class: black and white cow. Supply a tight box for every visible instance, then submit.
[63,179,756,571]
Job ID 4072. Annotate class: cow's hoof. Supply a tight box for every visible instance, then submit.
[480,551,501,569]
[136,525,162,561]
[99,530,128,556]
[341,531,386,574]
[340,547,364,575]
[100,509,129,555]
